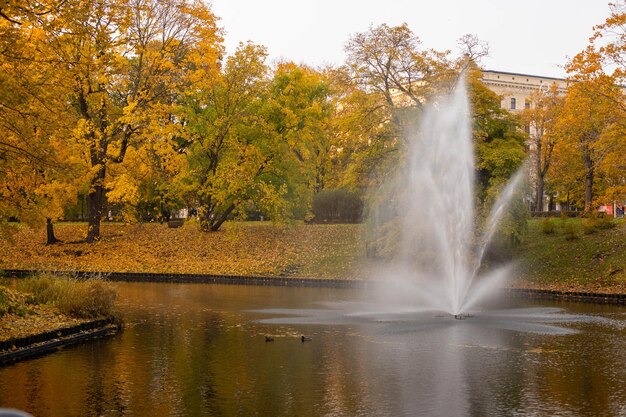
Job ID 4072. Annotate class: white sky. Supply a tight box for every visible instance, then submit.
[210,0,612,79]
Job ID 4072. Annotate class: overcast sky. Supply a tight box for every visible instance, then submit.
[210,0,612,79]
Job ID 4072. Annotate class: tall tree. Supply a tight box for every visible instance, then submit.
[180,46,333,231]
[564,0,626,210]
[552,77,622,211]
[345,23,454,135]
[466,65,526,203]
[520,84,564,211]
[42,0,221,241]
[264,62,333,215]
[0,1,83,242]
[179,42,269,232]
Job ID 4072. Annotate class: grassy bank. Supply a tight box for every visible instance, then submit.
[0,221,365,279]
[1,219,625,294]
[0,274,117,342]
[514,218,626,294]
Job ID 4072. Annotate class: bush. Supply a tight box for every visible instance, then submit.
[596,217,617,230]
[541,218,557,234]
[312,189,363,223]
[582,218,597,235]
[17,274,117,318]
[563,222,579,240]
[0,286,29,317]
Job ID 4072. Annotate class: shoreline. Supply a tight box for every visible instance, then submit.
[4,268,626,305]
[0,318,121,366]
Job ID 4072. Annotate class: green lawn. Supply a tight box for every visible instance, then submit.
[514,218,626,293]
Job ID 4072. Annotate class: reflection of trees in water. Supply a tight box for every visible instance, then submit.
[0,284,624,417]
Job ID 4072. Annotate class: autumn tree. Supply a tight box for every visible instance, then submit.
[264,62,333,217]
[564,1,626,209]
[320,66,392,190]
[345,23,455,136]
[461,64,527,204]
[0,1,85,243]
[38,0,221,242]
[551,77,623,211]
[180,44,333,231]
[0,0,67,25]
[179,43,269,231]
[520,84,564,211]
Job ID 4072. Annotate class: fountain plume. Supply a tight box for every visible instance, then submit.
[367,79,525,315]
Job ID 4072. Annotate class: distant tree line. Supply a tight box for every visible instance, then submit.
[1,0,625,244]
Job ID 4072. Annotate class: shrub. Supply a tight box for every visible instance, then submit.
[596,217,617,230]
[0,287,9,316]
[312,189,363,223]
[17,274,117,318]
[582,218,597,235]
[0,286,29,317]
[563,222,579,241]
[541,218,557,234]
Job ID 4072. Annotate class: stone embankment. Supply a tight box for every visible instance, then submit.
[0,318,120,366]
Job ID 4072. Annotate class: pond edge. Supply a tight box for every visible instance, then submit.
[3,269,626,305]
[0,317,121,366]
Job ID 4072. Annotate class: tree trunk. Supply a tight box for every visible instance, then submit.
[86,165,106,243]
[535,174,545,212]
[210,204,236,231]
[584,169,594,212]
[199,209,212,232]
[45,218,60,245]
[583,149,594,212]
[534,140,544,212]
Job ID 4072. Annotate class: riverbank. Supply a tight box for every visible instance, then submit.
[1,219,625,293]
[0,274,120,364]
[513,217,626,294]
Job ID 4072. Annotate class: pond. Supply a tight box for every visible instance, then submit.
[0,282,625,417]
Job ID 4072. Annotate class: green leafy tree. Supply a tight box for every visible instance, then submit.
[468,66,526,204]
[180,47,333,231]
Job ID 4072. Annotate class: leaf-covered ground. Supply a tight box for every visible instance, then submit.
[0,221,366,279]
[0,286,87,342]
[2,220,626,294]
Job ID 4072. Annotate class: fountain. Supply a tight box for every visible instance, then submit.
[365,79,525,316]
[253,77,600,340]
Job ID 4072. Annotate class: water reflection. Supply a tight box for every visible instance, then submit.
[0,283,624,417]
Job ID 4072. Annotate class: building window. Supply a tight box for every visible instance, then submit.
[525,100,531,109]
[510,98,516,110]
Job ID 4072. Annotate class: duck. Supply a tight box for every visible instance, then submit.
[301,335,312,342]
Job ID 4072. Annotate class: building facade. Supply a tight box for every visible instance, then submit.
[480,70,571,212]
[480,70,569,112]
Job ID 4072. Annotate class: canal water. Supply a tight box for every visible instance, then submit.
[0,282,625,417]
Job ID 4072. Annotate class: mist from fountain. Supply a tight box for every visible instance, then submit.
[367,79,524,316]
